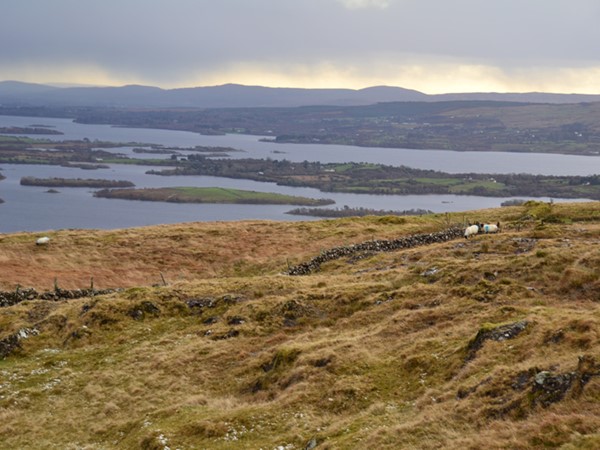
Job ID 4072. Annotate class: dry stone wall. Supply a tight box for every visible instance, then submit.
[0,287,119,308]
[287,226,464,275]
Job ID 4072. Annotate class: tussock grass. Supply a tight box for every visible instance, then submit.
[0,202,599,448]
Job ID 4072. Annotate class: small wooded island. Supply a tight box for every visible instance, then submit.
[93,187,334,205]
[0,126,64,135]
[20,177,135,188]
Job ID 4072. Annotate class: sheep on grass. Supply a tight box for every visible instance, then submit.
[479,222,500,234]
[464,224,479,239]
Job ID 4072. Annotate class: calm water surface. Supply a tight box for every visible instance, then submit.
[0,115,597,232]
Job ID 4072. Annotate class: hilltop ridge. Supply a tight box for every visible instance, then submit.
[0,202,599,448]
[2,81,600,108]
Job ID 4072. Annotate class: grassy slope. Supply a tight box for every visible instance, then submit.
[0,202,599,449]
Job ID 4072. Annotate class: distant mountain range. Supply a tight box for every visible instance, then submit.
[1,80,599,108]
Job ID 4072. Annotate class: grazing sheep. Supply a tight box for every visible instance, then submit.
[464,224,479,239]
[35,236,50,245]
[479,222,500,234]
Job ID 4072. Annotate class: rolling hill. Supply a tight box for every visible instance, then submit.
[0,201,599,448]
[2,81,600,108]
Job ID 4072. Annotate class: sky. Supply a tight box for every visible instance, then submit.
[2,0,600,94]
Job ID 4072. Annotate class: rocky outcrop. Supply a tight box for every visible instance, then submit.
[529,355,600,408]
[466,320,529,362]
[0,328,39,359]
[458,355,600,420]
[287,227,464,275]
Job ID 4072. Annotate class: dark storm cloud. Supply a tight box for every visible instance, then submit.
[2,0,600,91]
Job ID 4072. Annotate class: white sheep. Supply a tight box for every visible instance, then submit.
[480,222,500,234]
[464,224,479,239]
[35,236,50,245]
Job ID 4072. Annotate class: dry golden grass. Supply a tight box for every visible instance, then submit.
[0,201,599,449]
[0,204,552,291]
[0,216,438,290]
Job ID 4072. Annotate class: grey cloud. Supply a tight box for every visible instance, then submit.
[336,0,392,9]
[1,0,600,87]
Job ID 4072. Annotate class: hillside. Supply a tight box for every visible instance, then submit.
[0,201,599,449]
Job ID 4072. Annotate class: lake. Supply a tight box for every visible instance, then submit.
[0,115,597,232]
